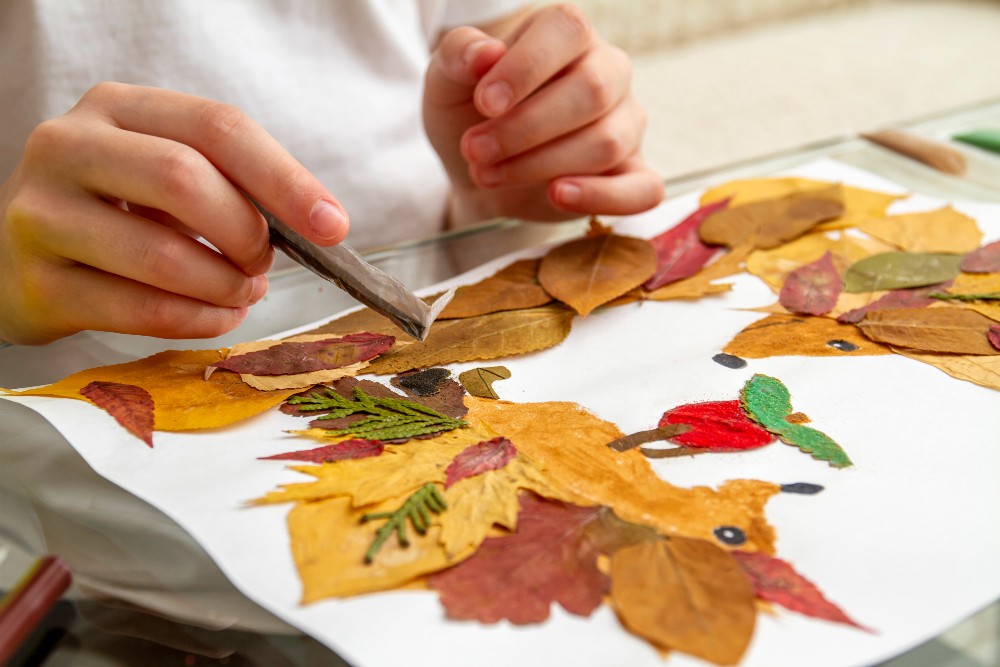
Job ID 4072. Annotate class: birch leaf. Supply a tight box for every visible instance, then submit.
[458,366,511,399]
[857,308,999,355]
[858,206,982,254]
[644,200,728,290]
[538,232,658,316]
[723,314,891,359]
[438,259,552,319]
[844,252,963,292]
[79,381,155,447]
[962,240,1000,273]
[894,348,1000,391]
[643,243,753,301]
[779,251,842,316]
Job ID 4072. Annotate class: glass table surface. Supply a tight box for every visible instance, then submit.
[2,97,999,667]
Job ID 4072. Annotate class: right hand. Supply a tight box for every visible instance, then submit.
[0,83,350,346]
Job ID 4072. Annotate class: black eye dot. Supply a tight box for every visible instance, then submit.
[713,525,747,546]
[827,339,859,352]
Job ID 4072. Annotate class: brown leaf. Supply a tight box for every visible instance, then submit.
[606,425,692,452]
[894,348,1000,390]
[778,251,842,316]
[79,381,155,447]
[457,366,511,399]
[643,243,753,301]
[699,185,844,250]
[438,259,552,319]
[538,233,658,316]
[862,129,968,176]
[723,313,891,358]
[858,308,1000,355]
[390,368,451,396]
[210,333,394,376]
[858,206,982,254]
[611,537,757,665]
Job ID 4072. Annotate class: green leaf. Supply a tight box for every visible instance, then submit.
[740,374,852,468]
[843,252,963,292]
[930,291,1000,302]
[361,482,447,563]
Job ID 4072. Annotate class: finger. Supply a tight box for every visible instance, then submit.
[30,193,268,308]
[469,95,645,188]
[126,202,201,239]
[461,42,630,165]
[548,157,665,216]
[474,3,595,117]
[76,82,349,246]
[424,27,507,107]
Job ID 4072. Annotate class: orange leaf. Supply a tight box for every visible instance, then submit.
[438,259,552,319]
[723,313,891,359]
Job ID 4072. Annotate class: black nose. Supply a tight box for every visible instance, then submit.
[780,482,824,495]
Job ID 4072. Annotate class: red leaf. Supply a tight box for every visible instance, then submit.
[444,437,517,488]
[659,400,773,451]
[428,494,659,625]
[80,381,155,447]
[259,439,384,463]
[989,325,1000,352]
[643,200,728,291]
[733,550,871,631]
[779,251,842,316]
[837,282,951,323]
[962,240,1000,273]
[210,333,395,376]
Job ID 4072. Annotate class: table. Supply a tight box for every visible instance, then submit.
[2,97,999,667]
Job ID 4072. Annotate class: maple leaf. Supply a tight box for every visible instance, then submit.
[733,550,870,631]
[444,437,517,488]
[457,366,511,399]
[857,307,1000,356]
[79,381,155,447]
[611,537,758,666]
[438,259,552,319]
[962,240,1000,273]
[837,282,950,323]
[779,251,842,316]
[208,333,394,376]
[659,400,774,451]
[428,493,659,625]
[723,313,891,359]
[538,231,658,316]
[740,374,852,468]
[858,206,982,254]
[259,439,384,463]
[644,200,727,291]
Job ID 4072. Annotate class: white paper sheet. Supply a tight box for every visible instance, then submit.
[5,159,1000,667]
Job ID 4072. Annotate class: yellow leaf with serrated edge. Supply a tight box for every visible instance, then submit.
[859,206,982,254]
[3,350,298,430]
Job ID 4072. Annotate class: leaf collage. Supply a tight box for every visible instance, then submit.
[11,171,998,664]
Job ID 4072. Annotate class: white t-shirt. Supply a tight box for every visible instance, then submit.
[0,0,528,251]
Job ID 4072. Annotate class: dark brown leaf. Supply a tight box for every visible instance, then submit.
[606,425,692,452]
[80,381,155,447]
[209,333,394,376]
[390,368,451,396]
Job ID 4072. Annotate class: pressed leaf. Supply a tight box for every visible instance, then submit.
[79,381,155,447]
[858,206,982,254]
[643,242,753,301]
[779,251,842,316]
[932,292,1000,302]
[990,325,1000,351]
[209,333,393,377]
[659,400,774,451]
[605,425,692,453]
[438,259,552,319]
[862,129,967,176]
[894,348,1000,391]
[962,240,1000,273]
[7,350,299,431]
[734,551,869,630]
[458,366,511,399]
[611,538,757,666]
[723,313,891,359]
[644,200,728,290]
[465,397,781,551]
[390,368,450,396]
[741,374,852,468]
[699,185,844,249]
[965,301,1000,323]
[538,232,658,316]
[837,283,950,323]
[362,483,447,563]
[445,436,517,488]
[259,439,384,463]
[844,252,964,292]
[858,307,1000,355]
[947,271,1000,296]
[428,494,659,625]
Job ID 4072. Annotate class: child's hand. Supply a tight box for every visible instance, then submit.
[423,3,664,227]
[0,83,349,345]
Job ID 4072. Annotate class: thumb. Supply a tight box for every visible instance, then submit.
[425,27,507,107]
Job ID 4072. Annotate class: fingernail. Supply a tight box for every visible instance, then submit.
[476,164,503,187]
[309,200,348,241]
[479,81,512,116]
[558,183,582,206]
[467,134,501,163]
[249,274,269,304]
[463,39,492,66]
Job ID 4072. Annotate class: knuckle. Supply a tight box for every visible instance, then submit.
[156,147,205,201]
[23,118,73,162]
[138,236,183,281]
[580,65,616,113]
[595,122,627,167]
[551,3,592,41]
[197,102,250,147]
[79,81,126,107]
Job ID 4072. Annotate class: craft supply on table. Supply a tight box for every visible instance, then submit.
[953,129,1000,155]
[862,129,968,176]
[0,556,73,666]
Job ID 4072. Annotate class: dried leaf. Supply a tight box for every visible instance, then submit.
[862,129,967,176]
[990,325,1000,351]
[465,397,781,551]
[259,439,384,463]
[210,333,393,377]
[611,538,757,666]
[723,313,891,358]
[857,307,999,355]
[390,368,450,396]
[428,494,659,625]
[844,252,964,292]
[438,259,552,319]
[734,550,869,630]
[606,425,693,453]
[445,437,517,488]
[954,129,1000,155]
[644,201,728,290]
[779,251,842,316]
[894,348,1000,391]
[538,232,658,316]
[79,381,154,447]
[741,374,852,468]
[644,243,753,301]
[699,185,844,250]
[8,350,299,431]
[962,240,1000,273]
[947,272,1000,296]
[458,366,511,399]
[747,232,894,294]
[965,301,1000,323]
[362,482,447,563]
[837,283,950,323]
[659,400,774,451]
[858,206,982,254]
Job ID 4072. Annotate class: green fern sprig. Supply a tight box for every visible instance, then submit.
[361,483,448,563]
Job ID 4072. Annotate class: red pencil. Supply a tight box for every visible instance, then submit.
[0,556,72,665]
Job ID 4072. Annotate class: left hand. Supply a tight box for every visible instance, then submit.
[423,3,664,227]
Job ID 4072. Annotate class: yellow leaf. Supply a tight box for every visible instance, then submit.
[643,243,753,301]
[964,302,1000,322]
[858,206,983,254]
[947,272,1000,296]
[4,350,298,431]
[723,313,892,358]
[465,397,781,553]
[746,232,894,294]
[893,348,1000,391]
